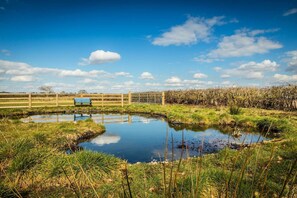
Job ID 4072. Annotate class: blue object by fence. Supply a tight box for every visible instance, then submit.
[73,98,92,106]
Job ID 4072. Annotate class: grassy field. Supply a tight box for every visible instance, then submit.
[0,104,296,197]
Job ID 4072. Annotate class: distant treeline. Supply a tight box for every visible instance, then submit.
[165,85,297,111]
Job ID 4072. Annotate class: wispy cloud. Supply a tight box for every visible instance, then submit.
[274,74,297,82]
[284,50,297,73]
[79,50,121,65]
[196,29,282,62]
[283,8,297,16]
[0,49,10,56]
[164,76,213,88]
[219,60,278,79]
[152,16,226,46]
[11,75,35,82]
[193,73,208,79]
[114,72,133,77]
[140,72,154,80]
[0,59,127,82]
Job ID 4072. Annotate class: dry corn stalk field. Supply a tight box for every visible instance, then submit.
[165,85,297,111]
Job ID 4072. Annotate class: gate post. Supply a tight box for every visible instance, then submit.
[128,92,131,105]
[56,93,59,107]
[28,93,32,108]
[162,92,165,106]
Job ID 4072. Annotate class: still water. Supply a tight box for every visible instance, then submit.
[21,114,268,163]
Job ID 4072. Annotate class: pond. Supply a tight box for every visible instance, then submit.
[21,113,269,163]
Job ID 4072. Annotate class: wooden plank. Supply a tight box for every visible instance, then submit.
[94,103,123,106]
[0,98,29,100]
[0,102,29,104]
[31,101,56,104]
[0,93,28,95]
[95,101,122,103]
[31,105,61,107]
[0,106,29,109]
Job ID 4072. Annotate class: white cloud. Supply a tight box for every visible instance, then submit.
[0,59,110,79]
[140,72,154,80]
[114,72,132,77]
[193,73,208,79]
[284,50,297,73]
[165,76,182,83]
[58,69,106,77]
[274,74,297,82]
[152,16,225,46]
[221,74,230,78]
[0,49,10,56]
[145,82,161,86]
[222,81,231,85]
[81,78,98,84]
[183,79,213,85]
[11,75,35,82]
[220,60,278,79]
[213,67,222,71]
[196,29,282,62]
[238,59,278,71]
[111,81,138,90]
[283,8,297,16]
[80,50,121,65]
[248,28,279,36]
[164,76,213,88]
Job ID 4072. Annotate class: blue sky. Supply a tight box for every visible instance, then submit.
[0,0,297,93]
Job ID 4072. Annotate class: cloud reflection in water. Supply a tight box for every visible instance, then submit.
[90,134,121,146]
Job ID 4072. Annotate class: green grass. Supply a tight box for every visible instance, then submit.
[0,104,296,197]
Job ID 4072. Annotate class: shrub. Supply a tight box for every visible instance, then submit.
[229,105,242,115]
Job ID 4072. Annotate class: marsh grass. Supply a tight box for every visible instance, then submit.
[165,85,297,111]
[229,105,242,115]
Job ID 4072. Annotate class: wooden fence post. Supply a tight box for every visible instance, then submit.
[56,93,59,107]
[121,94,124,107]
[28,93,32,108]
[162,92,165,106]
[128,92,131,105]
[101,94,104,107]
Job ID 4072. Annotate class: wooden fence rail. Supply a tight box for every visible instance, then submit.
[0,92,165,109]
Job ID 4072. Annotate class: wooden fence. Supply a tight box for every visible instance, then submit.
[131,92,165,104]
[0,92,165,109]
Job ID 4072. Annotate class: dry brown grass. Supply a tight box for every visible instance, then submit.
[165,85,297,111]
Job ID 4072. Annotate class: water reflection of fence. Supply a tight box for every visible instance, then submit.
[24,114,134,124]
[0,92,165,109]
[92,114,132,124]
